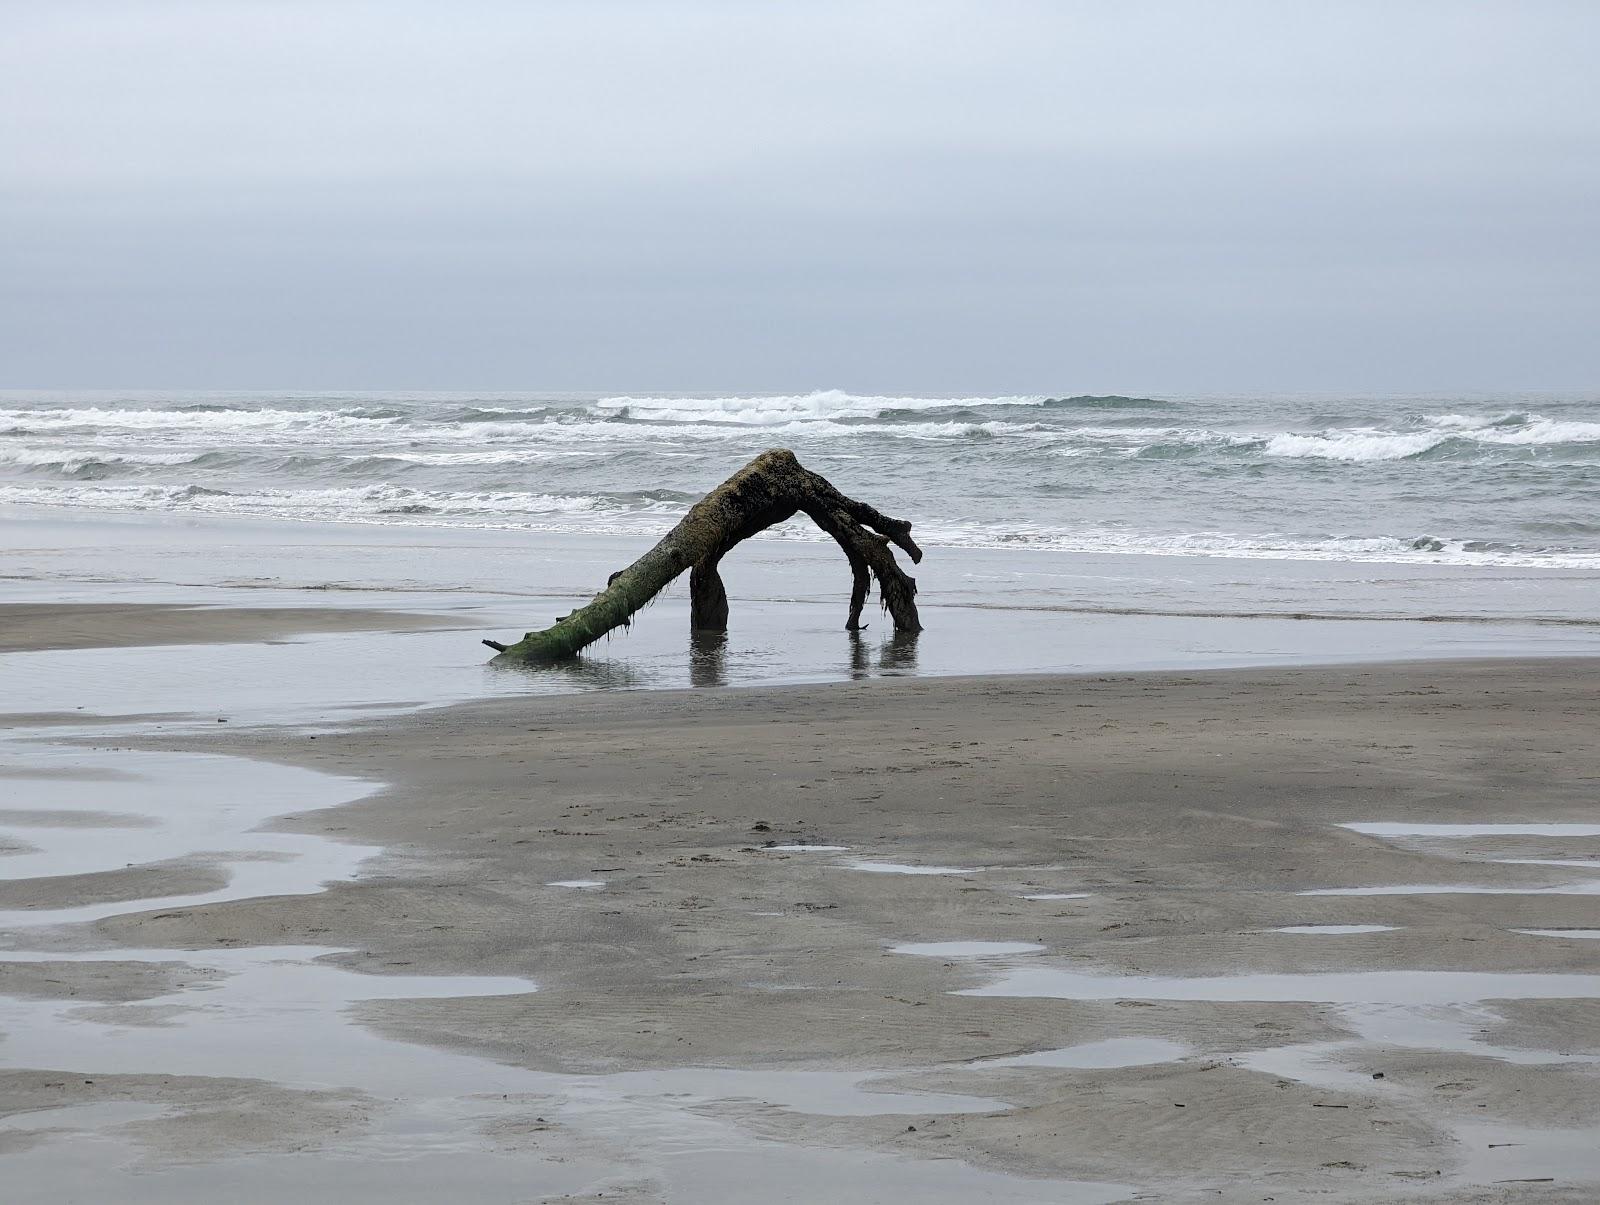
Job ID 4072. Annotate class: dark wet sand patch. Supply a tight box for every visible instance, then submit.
[0,603,455,653]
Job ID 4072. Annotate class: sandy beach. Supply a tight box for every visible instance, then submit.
[9,1,1600,1198]
[4,603,1599,1202]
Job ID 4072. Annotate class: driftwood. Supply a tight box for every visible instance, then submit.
[486,448,922,661]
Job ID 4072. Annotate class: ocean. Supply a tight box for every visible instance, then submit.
[3,389,1599,570]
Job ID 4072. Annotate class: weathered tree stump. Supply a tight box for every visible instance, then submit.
[485,448,922,662]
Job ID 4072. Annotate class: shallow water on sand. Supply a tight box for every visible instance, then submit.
[11,596,1600,732]
[893,941,1046,958]
[852,792,1600,1188]
[1343,822,1600,838]
[960,966,1600,1006]
[5,923,1120,1203]
[1519,929,1600,940]
[0,744,379,927]
[7,513,1600,724]
[946,951,1600,1182]
[846,860,981,876]
[1309,821,1600,896]
[0,684,1132,1202]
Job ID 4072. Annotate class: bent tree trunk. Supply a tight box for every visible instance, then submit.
[486,449,922,662]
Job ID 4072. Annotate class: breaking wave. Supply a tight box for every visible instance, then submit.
[592,390,1048,425]
[1,390,1597,570]
[1261,414,1600,462]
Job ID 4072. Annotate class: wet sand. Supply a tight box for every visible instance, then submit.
[3,605,1600,1201]
[0,602,452,652]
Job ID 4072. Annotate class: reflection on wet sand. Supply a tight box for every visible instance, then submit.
[494,627,921,692]
[688,629,728,688]
[489,653,651,691]
[849,630,919,678]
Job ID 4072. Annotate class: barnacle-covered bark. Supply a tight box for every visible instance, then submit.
[485,449,922,662]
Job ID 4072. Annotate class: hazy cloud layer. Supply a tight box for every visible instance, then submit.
[3,1,1596,391]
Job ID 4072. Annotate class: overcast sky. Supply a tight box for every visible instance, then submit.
[2,1,1596,392]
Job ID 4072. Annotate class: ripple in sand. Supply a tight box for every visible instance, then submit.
[970,1037,1190,1070]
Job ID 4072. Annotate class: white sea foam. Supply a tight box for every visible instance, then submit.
[0,406,406,434]
[343,448,604,466]
[1473,417,1600,445]
[1428,412,1503,429]
[6,479,1600,570]
[898,520,1600,569]
[0,447,201,470]
[1262,412,1600,462]
[1263,430,1447,461]
[594,390,1045,425]
[4,393,1598,571]
[0,483,627,521]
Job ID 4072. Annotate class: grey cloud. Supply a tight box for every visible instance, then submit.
[2,0,1596,390]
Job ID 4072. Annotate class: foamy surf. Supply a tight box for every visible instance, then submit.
[1,390,1597,570]
[593,389,1050,425]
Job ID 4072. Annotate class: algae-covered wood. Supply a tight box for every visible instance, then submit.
[486,449,922,661]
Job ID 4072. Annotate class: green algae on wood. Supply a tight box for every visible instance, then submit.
[485,449,922,662]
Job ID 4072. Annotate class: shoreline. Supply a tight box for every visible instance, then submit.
[6,602,1600,728]
[7,507,1600,622]
[5,623,1600,1199]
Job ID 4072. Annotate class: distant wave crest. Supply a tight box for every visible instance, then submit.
[594,389,1048,425]
[2,392,1597,571]
[1262,413,1600,461]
